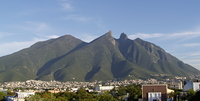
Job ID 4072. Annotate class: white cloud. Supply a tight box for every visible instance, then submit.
[60,3,73,11]
[63,15,93,22]
[167,31,200,42]
[183,43,200,47]
[46,35,60,39]
[0,32,13,38]
[172,51,200,69]
[0,35,59,57]
[24,21,51,32]
[58,0,74,11]
[13,21,54,35]
[183,58,200,70]
[180,52,200,59]
[74,34,98,42]
[129,33,164,39]
[0,39,40,57]
[129,27,200,41]
[36,34,60,40]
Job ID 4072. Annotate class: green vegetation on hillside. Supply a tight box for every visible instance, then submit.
[0,31,199,82]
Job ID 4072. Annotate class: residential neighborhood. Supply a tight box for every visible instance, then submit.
[1,76,186,91]
[1,76,200,101]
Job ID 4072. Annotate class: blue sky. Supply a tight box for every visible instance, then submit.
[0,0,200,70]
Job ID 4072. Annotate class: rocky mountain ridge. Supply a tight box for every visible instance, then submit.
[0,31,199,82]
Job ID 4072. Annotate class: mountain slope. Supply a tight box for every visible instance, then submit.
[0,31,199,82]
[37,31,152,81]
[0,35,86,82]
[116,34,199,76]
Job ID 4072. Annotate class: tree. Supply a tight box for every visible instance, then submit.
[110,86,127,99]
[110,84,142,101]
[76,88,91,100]
[98,92,118,101]
[171,89,180,101]
[25,94,44,101]
[190,90,200,101]
[56,96,69,101]
[187,89,195,100]
[7,89,15,96]
[0,92,6,101]
[126,85,142,100]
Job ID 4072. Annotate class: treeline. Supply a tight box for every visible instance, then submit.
[170,89,200,101]
[1,84,200,101]
[26,89,116,101]
[26,85,142,101]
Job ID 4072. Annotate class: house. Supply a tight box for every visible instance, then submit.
[142,84,174,101]
[183,81,200,91]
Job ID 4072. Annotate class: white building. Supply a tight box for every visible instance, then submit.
[5,92,35,101]
[70,88,79,92]
[95,85,115,92]
[183,81,200,91]
[148,92,162,101]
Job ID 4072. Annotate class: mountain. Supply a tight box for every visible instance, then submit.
[0,31,199,82]
[0,35,87,82]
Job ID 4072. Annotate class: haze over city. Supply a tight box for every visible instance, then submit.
[0,0,200,69]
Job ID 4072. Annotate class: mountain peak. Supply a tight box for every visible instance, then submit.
[62,34,76,38]
[104,30,112,37]
[118,33,129,43]
[90,30,115,44]
[120,33,128,40]
[97,30,113,39]
[135,37,142,41]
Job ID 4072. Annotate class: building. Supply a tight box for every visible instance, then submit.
[70,88,79,92]
[142,84,174,101]
[183,81,200,91]
[0,88,8,94]
[5,92,35,101]
[169,81,183,89]
[95,85,115,92]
